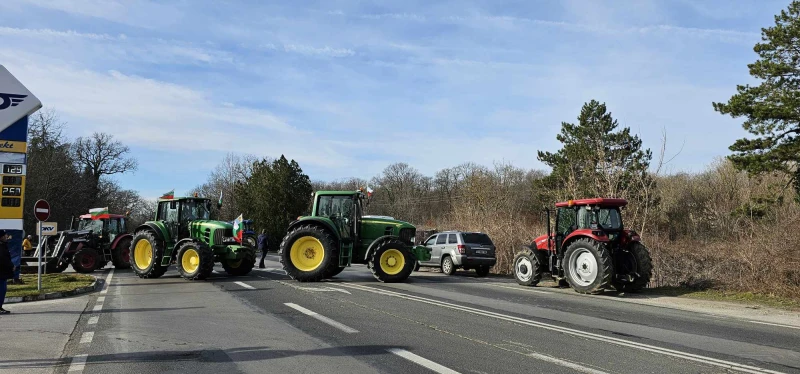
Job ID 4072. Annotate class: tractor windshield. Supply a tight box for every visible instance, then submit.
[576,206,622,231]
[182,199,212,221]
[78,219,103,234]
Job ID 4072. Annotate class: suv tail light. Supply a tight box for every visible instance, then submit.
[457,245,467,254]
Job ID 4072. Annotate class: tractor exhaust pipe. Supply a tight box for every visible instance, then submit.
[545,207,551,250]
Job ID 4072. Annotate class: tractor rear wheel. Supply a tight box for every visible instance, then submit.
[279,224,338,282]
[564,238,614,294]
[176,241,215,280]
[131,230,168,279]
[222,248,256,276]
[111,237,132,269]
[368,238,415,283]
[71,248,100,274]
[612,242,653,293]
[513,249,546,286]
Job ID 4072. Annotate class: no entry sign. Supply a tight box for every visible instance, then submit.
[34,199,49,221]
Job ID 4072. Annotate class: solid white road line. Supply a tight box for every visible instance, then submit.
[526,352,609,374]
[100,269,114,295]
[87,316,99,325]
[284,303,359,333]
[67,354,88,372]
[388,348,461,374]
[234,281,255,290]
[749,321,800,330]
[339,283,783,374]
[80,332,94,344]
[491,283,549,294]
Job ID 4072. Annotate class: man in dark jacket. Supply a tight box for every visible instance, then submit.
[257,230,269,269]
[0,230,16,314]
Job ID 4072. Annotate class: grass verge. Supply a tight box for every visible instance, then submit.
[645,287,800,311]
[6,273,95,298]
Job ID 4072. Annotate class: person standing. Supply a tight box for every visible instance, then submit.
[0,230,16,314]
[257,230,269,269]
[22,235,32,257]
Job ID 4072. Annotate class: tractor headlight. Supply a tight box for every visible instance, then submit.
[410,236,415,244]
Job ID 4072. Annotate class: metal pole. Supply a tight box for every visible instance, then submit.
[37,222,42,291]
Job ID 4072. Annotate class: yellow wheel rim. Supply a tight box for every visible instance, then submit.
[290,236,325,272]
[228,259,242,269]
[181,248,200,274]
[134,239,153,269]
[380,249,405,275]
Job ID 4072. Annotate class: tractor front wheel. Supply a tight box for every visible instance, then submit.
[279,225,338,282]
[564,239,614,294]
[244,235,257,249]
[222,248,256,276]
[368,238,415,283]
[176,241,215,280]
[112,237,132,269]
[71,248,100,274]
[513,249,546,286]
[131,231,168,279]
[612,242,653,293]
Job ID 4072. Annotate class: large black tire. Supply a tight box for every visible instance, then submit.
[176,241,215,280]
[441,256,455,275]
[323,264,346,279]
[46,260,69,273]
[475,265,490,277]
[222,248,256,276]
[563,238,614,294]
[72,248,100,274]
[513,249,546,286]
[111,236,132,269]
[279,224,338,282]
[368,238,415,283]
[244,235,257,249]
[612,242,653,293]
[131,230,168,279]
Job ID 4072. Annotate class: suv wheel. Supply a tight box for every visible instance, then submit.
[441,256,455,276]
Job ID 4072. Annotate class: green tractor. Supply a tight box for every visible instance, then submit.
[130,195,256,280]
[279,188,432,283]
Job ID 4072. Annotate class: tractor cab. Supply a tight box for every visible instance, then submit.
[552,198,627,254]
[310,190,367,246]
[76,214,128,243]
[156,197,213,239]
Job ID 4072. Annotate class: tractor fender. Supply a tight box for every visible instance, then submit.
[286,218,340,242]
[111,233,133,250]
[562,231,610,252]
[172,238,199,260]
[134,223,168,242]
[363,235,405,262]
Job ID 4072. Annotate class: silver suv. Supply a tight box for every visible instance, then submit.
[418,231,496,276]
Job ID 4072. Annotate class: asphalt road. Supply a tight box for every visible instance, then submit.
[15,253,800,374]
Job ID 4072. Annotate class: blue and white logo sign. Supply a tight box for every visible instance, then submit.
[0,65,42,133]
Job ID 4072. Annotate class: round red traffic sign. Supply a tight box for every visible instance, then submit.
[34,199,50,221]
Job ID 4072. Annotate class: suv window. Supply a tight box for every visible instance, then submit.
[436,235,447,245]
[461,233,493,245]
[447,234,457,244]
[425,235,438,246]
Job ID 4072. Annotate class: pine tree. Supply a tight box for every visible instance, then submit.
[713,0,800,199]
[537,100,653,201]
[234,155,312,250]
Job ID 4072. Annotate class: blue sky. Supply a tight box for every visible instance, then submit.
[0,0,788,199]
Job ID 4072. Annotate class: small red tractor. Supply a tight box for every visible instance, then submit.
[513,198,653,294]
[22,212,133,274]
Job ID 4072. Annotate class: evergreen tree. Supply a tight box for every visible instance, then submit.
[713,0,800,199]
[537,100,653,201]
[234,155,312,250]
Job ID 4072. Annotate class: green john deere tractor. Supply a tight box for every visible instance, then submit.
[279,188,431,283]
[130,195,256,280]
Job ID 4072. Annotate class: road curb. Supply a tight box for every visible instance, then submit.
[3,275,101,304]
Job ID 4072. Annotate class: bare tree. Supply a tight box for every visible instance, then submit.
[72,132,138,205]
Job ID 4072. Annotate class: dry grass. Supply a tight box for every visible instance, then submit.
[6,274,95,298]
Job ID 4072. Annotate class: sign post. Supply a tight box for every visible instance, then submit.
[34,199,50,291]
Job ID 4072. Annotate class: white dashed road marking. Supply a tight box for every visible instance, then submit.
[92,304,102,312]
[87,316,99,325]
[388,348,461,374]
[234,281,255,290]
[284,303,359,333]
[67,354,88,372]
[100,269,114,294]
[80,332,94,344]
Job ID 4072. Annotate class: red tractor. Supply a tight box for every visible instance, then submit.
[513,198,653,294]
